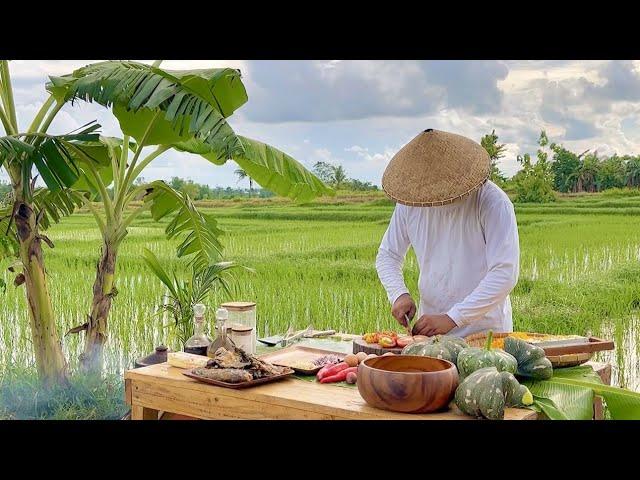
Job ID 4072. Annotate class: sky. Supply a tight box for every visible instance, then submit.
[3,60,640,188]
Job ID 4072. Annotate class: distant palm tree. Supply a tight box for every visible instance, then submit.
[235,168,254,195]
[332,165,347,190]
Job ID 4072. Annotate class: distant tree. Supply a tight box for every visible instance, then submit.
[345,178,379,191]
[597,155,626,191]
[480,130,508,185]
[569,153,600,193]
[234,168,254,195]
[332,165,347,189]
[312,161,349,189]
[312,161,334,184]
[512,131,555,203]
[626,156,640,187]
[550,144,583,193]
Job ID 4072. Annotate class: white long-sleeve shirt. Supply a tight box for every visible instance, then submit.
[376,180,520,338]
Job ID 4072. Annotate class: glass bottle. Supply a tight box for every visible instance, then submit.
[207,307,234,357]
[184,304,211,356]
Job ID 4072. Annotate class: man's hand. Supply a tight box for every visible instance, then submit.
[412,314,456,336]
[391,293,417,328]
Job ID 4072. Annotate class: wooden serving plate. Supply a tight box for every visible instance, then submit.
[183,367,295,389]
[353,338,404,355]
[258,346,346,375]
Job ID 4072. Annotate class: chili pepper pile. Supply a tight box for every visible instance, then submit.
[315,351,396,384]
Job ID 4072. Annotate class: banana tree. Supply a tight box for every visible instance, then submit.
[0,60,116,385]
[50,61,333,373]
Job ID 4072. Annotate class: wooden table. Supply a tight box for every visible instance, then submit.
[125,362,538,420]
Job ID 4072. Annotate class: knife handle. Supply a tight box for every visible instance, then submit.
[304,330,336,338]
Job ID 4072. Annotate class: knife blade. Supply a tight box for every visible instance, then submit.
[404,314,414,336]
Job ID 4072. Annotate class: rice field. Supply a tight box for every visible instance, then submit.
[1,191,640,390]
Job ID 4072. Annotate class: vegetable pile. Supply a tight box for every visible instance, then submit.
[454,367,534,420]
[401,335,468,364]
[362,331,419,349]
[456,331,517,379]
[398,330,547,419]
[316,351,396,384]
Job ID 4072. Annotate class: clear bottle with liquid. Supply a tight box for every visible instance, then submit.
[184,304,211,356]
[207,307,234,357]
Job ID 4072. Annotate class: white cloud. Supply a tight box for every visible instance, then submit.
[5,60,640,189]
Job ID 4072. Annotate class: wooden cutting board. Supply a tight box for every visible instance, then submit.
[353,338,404,355]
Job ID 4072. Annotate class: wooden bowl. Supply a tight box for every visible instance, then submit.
[357,355,459,414]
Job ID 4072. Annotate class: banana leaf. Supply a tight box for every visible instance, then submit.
[524,365,640,420]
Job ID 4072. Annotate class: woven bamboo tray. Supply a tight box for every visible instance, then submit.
[464,332,594,368]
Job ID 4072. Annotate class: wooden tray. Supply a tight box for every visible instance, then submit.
[464,332,614,368]
[353,337,404,355]
[257,346,346,375]
[183,367,295,389]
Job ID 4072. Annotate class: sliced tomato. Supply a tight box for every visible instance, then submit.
[396,336,414,348]
[378,335,397,348]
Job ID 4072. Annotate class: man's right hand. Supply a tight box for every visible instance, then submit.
[391,293,417,328]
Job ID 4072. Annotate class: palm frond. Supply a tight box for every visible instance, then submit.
[31,188,88,230]
[0,123,102,195]
[177,135,334,202]
[48,62,247,153]
[142,181,223,271]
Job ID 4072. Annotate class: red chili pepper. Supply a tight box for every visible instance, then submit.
[317,361,349,380]
[317,364,335,380]
[320,366,358,384]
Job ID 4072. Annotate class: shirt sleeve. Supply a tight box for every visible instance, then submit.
[376,204,411,305]
[446,192,520,327]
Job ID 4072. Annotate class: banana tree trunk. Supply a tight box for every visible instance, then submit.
[13,195,68,386]
[81,239,118,373]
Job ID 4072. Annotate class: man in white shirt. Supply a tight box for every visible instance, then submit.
[375,129,520,338]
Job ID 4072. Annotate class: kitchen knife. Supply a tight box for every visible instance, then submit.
[303,329,336,338]
[257,335,285,346]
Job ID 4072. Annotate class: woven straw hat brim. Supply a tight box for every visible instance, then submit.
[382,129,490,207]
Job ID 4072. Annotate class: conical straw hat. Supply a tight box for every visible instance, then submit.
[382,129,490,207]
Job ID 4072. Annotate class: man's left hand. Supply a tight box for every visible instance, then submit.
[412,314,456,336]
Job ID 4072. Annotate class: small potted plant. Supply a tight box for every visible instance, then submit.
[142,248,250,349]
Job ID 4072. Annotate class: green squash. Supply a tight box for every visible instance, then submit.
[503,337,553,380]
[457,331,517,379]
[454,366,534,420]
[401,335,468,364]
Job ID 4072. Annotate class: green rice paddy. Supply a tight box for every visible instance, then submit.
[1,191,639,390]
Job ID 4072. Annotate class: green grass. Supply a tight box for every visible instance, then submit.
[1,189,639,417]
[0,367,127,420]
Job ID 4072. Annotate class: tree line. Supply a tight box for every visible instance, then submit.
[311,161,379,191]
[482,130,640,203]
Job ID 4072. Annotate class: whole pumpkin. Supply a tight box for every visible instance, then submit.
[454,366,534,420]
[457,331,517,379]
[503,337,553,380]
[401,335,468,364]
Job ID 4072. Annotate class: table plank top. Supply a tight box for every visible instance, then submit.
[125,363,537,420]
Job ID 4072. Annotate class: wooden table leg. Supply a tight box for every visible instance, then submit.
[131,404,160,420]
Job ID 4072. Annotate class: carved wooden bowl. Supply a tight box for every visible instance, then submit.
[357,355,459,414]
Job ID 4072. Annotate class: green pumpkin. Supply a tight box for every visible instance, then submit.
[457,331,517,379]
[454,367,534,420]
[401,335,468,364]
[503,337,553,380]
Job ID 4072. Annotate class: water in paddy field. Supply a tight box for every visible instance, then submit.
[598,316,640,391]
